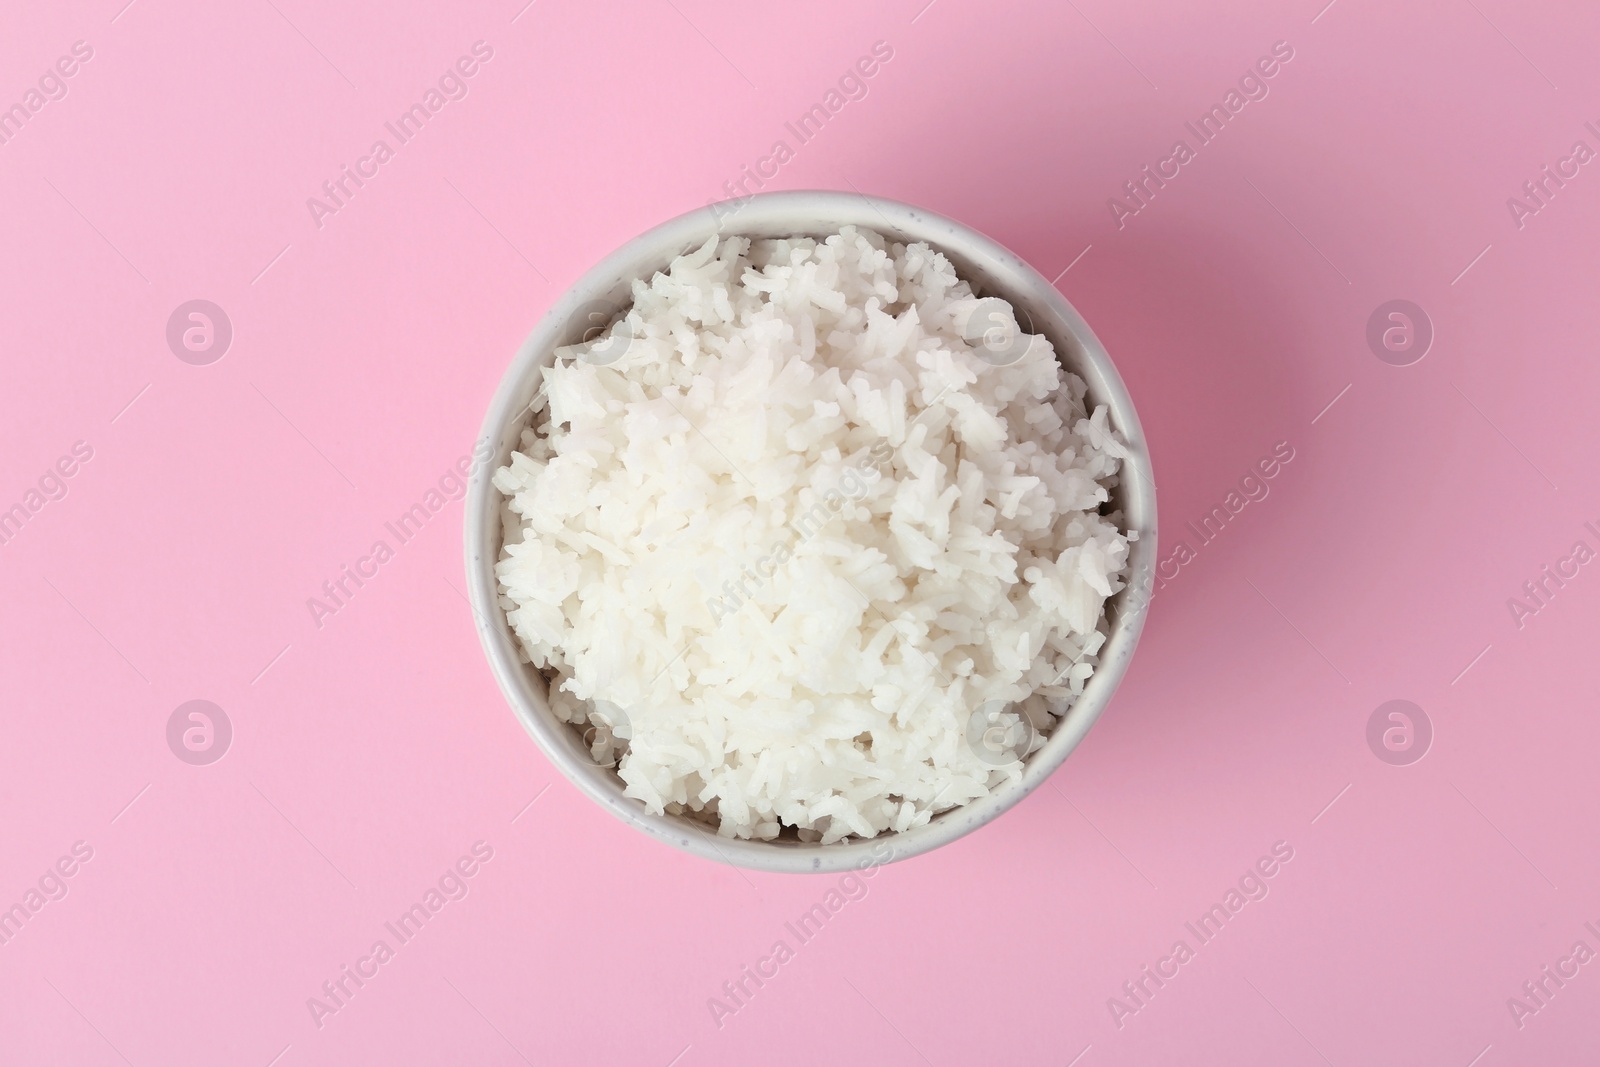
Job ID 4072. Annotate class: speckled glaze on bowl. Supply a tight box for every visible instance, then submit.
[465,190,1157,874]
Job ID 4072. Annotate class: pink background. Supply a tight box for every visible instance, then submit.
[3,0,1598,1063]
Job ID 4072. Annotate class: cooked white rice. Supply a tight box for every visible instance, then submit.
[493,227,1131,843]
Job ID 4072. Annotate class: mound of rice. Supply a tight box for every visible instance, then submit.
[493,226,1131,843]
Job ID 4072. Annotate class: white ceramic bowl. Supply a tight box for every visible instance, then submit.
[464,190,1157,873]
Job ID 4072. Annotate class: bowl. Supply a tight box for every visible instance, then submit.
[464,189,1157,873]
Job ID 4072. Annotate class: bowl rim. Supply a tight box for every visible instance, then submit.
[464,189,1158,874]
